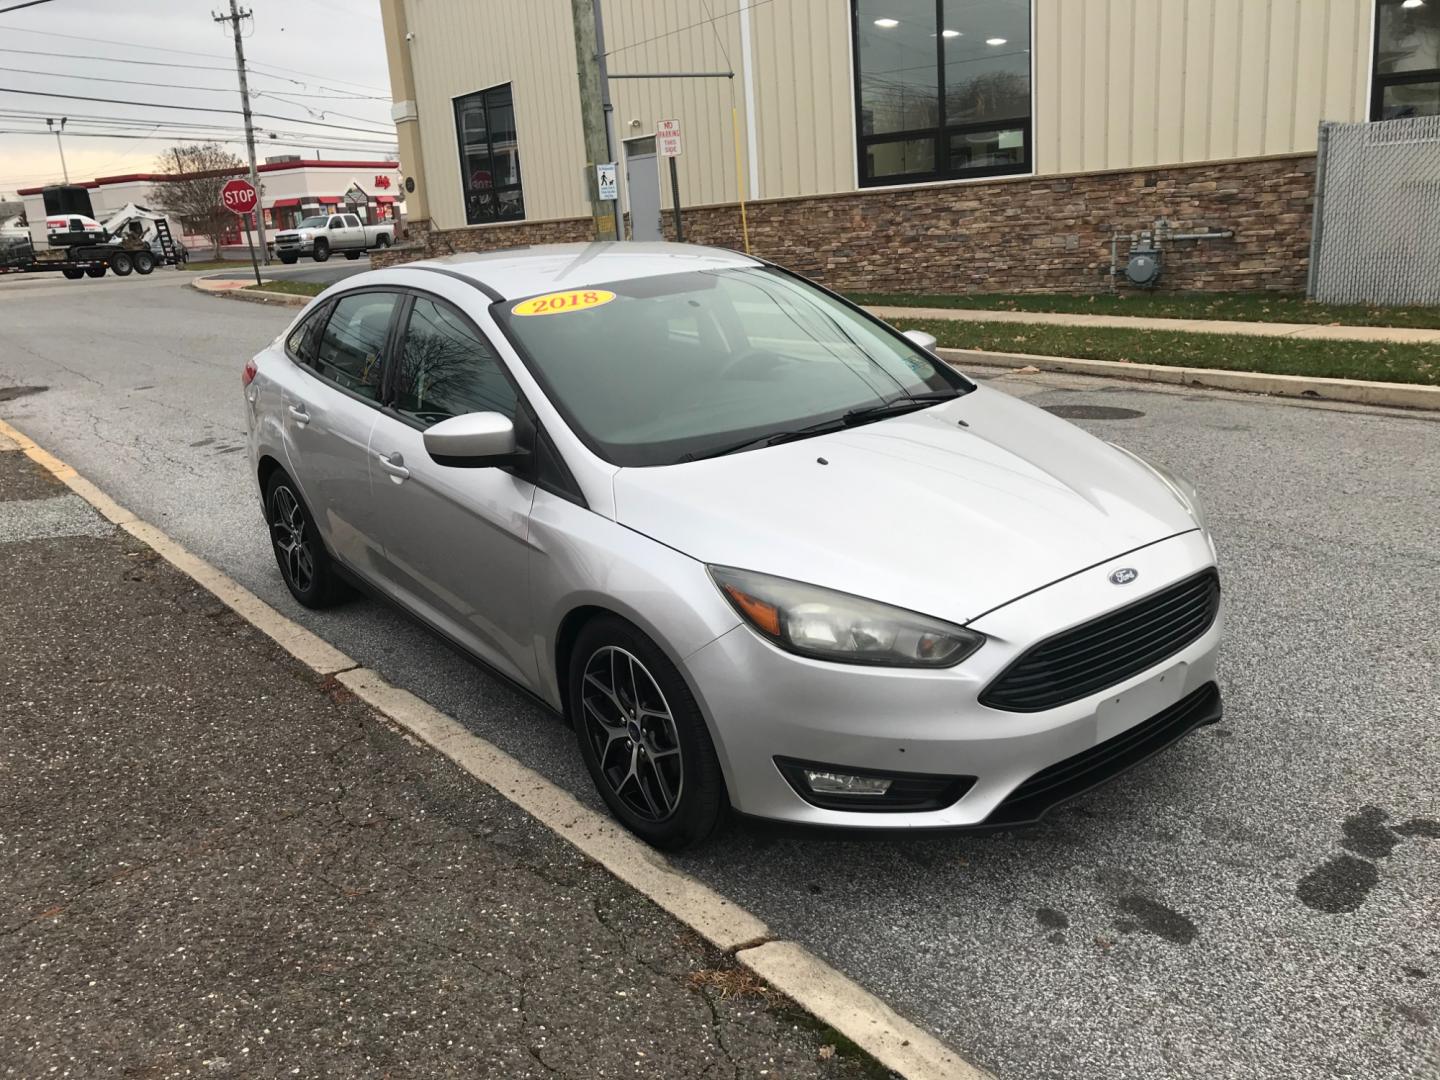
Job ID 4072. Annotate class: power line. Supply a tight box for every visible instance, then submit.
[0,0,58,14]
[0,86,395,136]
[0,48,389,100]
[0,24,391,94]
[0,65,391,105]
[603,0,779,58]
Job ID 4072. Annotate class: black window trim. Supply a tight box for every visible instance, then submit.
[849,0,1034,189]
[453,81,526,226]
[1371,0,1440,121]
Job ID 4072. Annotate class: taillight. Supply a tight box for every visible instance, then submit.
[242,357,258,387]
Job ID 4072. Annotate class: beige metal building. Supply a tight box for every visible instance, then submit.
[377,0,1440,293]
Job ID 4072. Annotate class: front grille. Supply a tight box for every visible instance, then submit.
[984,681,1222,827]
[979,569,1220,713]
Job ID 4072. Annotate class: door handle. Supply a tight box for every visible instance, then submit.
[374,451,410,480]
[288,404,310,426]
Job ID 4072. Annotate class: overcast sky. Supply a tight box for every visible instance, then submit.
[0,0,393,198]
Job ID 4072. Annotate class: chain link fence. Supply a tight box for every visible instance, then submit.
[1308,116,1440,307]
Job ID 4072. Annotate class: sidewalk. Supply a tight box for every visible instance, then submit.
[0,440,888,1079]
[863,304,1440,345]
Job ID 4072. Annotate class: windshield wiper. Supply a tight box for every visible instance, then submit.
[677,391,963,463]
[843,389,961,425]
[677,418,851,462]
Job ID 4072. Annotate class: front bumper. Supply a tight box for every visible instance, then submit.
[683,530,1222,828]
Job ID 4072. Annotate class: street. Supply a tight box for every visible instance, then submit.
[2,271,1437,1080]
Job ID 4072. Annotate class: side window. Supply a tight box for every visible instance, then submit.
[285,303,330,363]
[392,296,518,427]
[312,292,400,402]
[329,216,343,229]
[344,214,360,227]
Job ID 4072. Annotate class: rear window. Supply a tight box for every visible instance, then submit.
[311,292,400,402]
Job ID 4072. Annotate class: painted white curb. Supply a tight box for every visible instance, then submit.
[938,347,1440,411]
[739,940,996,1080]
[0,413,986,1079]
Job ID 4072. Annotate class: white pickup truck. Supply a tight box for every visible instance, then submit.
[272,212,394,264]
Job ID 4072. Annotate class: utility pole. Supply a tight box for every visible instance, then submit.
[214,1,268,263]
[46,117,68,182]
[570,0,620,241]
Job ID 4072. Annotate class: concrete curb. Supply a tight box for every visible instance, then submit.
[187,279,308,307]
[938,347,1440,411]
[0,414,985,1080]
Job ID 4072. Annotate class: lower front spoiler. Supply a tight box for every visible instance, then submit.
[977,680,1221,829]
[736,682,1222,836]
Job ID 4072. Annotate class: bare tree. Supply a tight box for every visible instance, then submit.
[147,143,245,256]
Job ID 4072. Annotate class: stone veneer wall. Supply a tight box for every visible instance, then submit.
[373,153,1317,294]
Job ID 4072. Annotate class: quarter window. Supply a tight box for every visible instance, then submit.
[852,0,1031,186]
[311,292,400,403]
[454,83,525,225]
[285,304,329,363]
[392,296,517,427]
[1373,0,1440,120]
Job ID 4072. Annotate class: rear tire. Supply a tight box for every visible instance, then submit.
[374,234,391,248]
[264,470,349,609]
[110,252,133,276]
[61,268,84,280]
[312,239,330,262]
[344,250,361,260]
[84,266,106,278]
[569,616,727,850]
[133,251,155,275]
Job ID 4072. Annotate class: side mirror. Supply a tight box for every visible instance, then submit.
[902,329,938,352]
[423,411,520,468]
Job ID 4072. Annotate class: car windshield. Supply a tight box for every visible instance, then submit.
[296,216,328,229]
[495,268,970,467]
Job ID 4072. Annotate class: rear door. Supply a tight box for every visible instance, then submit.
[280,289,403,578]
[365,292,539,684]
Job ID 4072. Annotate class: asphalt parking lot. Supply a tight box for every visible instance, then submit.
[1,272,1436,1080]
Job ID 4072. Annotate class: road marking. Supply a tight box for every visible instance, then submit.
[0,413,988,1080]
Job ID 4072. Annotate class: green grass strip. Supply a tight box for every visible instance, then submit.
[912,319,1440,386]
[850,290,1440,330]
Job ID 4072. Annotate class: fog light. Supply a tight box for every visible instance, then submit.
[804,769,892,796]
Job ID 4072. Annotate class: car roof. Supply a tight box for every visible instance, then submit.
[403,241,764,301]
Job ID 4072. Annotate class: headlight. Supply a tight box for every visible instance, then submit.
[709,566,984,668]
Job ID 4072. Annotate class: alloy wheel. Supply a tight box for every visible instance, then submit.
[580,646,684,822]
[270,485,314,594]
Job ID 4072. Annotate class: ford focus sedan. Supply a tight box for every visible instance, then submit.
[243,243,1222,849]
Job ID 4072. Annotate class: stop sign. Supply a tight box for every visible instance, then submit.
[220,178,258,215]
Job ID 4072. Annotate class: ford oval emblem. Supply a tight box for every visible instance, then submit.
[1109,567,1139,586]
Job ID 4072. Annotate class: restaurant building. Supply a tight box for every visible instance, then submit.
[18,157,404,251]
[376,0,1439,294]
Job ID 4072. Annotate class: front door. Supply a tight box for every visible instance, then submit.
[281,290,402,576]
[366,293,539,685]
[624,136,661,241]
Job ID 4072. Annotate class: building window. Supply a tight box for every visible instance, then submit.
[454,84,524,224]
[852,0,1031,187]
[1373,0,1440,120]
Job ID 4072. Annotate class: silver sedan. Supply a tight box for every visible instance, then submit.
[243,243,1222,849]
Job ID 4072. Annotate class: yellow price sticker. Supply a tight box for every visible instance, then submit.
[511,289,616,317]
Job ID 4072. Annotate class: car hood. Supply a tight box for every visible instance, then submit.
[611,385,1198,624]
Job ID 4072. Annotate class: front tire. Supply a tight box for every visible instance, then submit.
[279,254,298,265]
[264,470,348,609]
[311,239,330,262]
[569,617,726,850]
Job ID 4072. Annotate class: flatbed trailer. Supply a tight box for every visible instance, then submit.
[0,242,161,279]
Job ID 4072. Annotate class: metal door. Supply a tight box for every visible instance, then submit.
[624,136,661,242]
